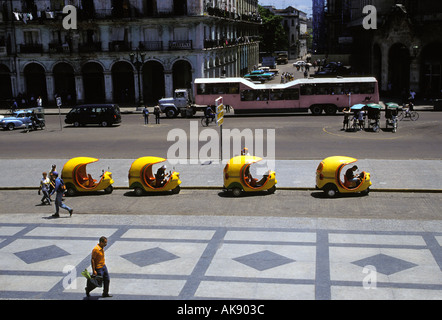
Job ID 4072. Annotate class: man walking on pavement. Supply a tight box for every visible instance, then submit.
[86,236,112,298]
[50,171,73,218]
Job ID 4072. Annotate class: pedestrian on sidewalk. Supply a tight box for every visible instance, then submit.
[50,171,73,218]
[142,106,149,125]
[86,236,112,298]
[38,172,51,205]
[154,106,160,124]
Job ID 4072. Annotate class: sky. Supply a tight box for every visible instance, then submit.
[258,0,313,16]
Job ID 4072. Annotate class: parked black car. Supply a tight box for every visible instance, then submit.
[65,104,121,127]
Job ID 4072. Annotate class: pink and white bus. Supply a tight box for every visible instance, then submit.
[194,77,379,115]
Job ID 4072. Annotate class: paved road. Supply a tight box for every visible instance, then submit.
[1,189,441,220]
[1,111,441,160]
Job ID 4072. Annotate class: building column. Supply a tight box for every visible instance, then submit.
[45,72,55,104]
[164,69,173,98]
[380,43,389,92]
[104,71,113,103]
[75,74,84,103]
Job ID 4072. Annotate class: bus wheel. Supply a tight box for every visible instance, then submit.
[310,105,323,115]
[324,105,337,115]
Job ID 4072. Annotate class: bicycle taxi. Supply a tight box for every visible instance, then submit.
[365,103,382,132]
[349,104,365,131]
[315,156,371,198]
[223,155,277,197]
[128,156,181,196]
[61,157,114,196]
[385,102,402,133]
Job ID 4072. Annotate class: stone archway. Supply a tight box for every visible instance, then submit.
[388,43,410,96]
[0,64,12,100]
[420,42,442,98]
[142,60,165,104]
[172,60,192,91]
[82,62,105,103]
[53,62,76,105]
[23,63,47,103]
[112,61,135,104]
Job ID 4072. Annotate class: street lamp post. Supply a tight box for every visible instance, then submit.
[129,49,146,108]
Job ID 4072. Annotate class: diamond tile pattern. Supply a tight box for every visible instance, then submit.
[233,250,295,271]
[352,253,418,275]
[121,247,179,267]
[14,245,70,264]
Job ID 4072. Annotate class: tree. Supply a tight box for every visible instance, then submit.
[258,6,288,54]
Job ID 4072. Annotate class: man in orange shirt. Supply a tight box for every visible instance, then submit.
[86,236,112,298]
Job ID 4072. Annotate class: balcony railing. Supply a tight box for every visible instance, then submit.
[139,41,163,51]
[49,42,71,54]
[169,40,192,50]
[78,42,102,53]
[109,41,132,52]
[20,44,43,54]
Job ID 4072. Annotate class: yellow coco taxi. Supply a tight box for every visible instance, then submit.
[223,155,277,197]
[316,156,371,198]
[128,157,181,196]
[61,157,114,196]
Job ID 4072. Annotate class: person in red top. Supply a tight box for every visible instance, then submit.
[86,236,112,298]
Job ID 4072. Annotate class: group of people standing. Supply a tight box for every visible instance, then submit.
[38,164,73,218]
[142,106,161,125]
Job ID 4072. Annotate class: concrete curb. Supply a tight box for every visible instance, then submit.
[2,186,441,193]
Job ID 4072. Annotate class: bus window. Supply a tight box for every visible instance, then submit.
[241,90,269,101]
[300,85,315,96]
[227,84,239,94]
[197,83,240,95]
[270,90,284,100]
[283,89,299,100]
[197,84,207,95]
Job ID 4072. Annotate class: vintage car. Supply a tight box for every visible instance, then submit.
[0,108,45,131]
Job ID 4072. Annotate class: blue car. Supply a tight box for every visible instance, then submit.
[0,108,45,131]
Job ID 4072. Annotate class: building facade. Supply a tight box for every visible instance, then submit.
[262,5,308,60]
[315,0,442,98]
[0,0,260,106]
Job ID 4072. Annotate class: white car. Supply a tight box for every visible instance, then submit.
[293,61,306,66]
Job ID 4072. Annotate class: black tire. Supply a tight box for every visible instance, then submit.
[104,185,113,194]
[310,105,323,116]
[165,108,177,118]
[7,123,14,131]
[172,186,181,194]
[324,105,337,115]
[232,188,242,197]
[267,185,276,194]
[134,187,144,196]
[324,184,338,198]
[201,117,209,127]
[66,187,76,197]
[410,111,419,121]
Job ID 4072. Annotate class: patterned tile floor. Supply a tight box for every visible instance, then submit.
[0,215,441,300]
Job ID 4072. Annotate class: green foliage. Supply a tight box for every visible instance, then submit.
[258,5,288,53]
